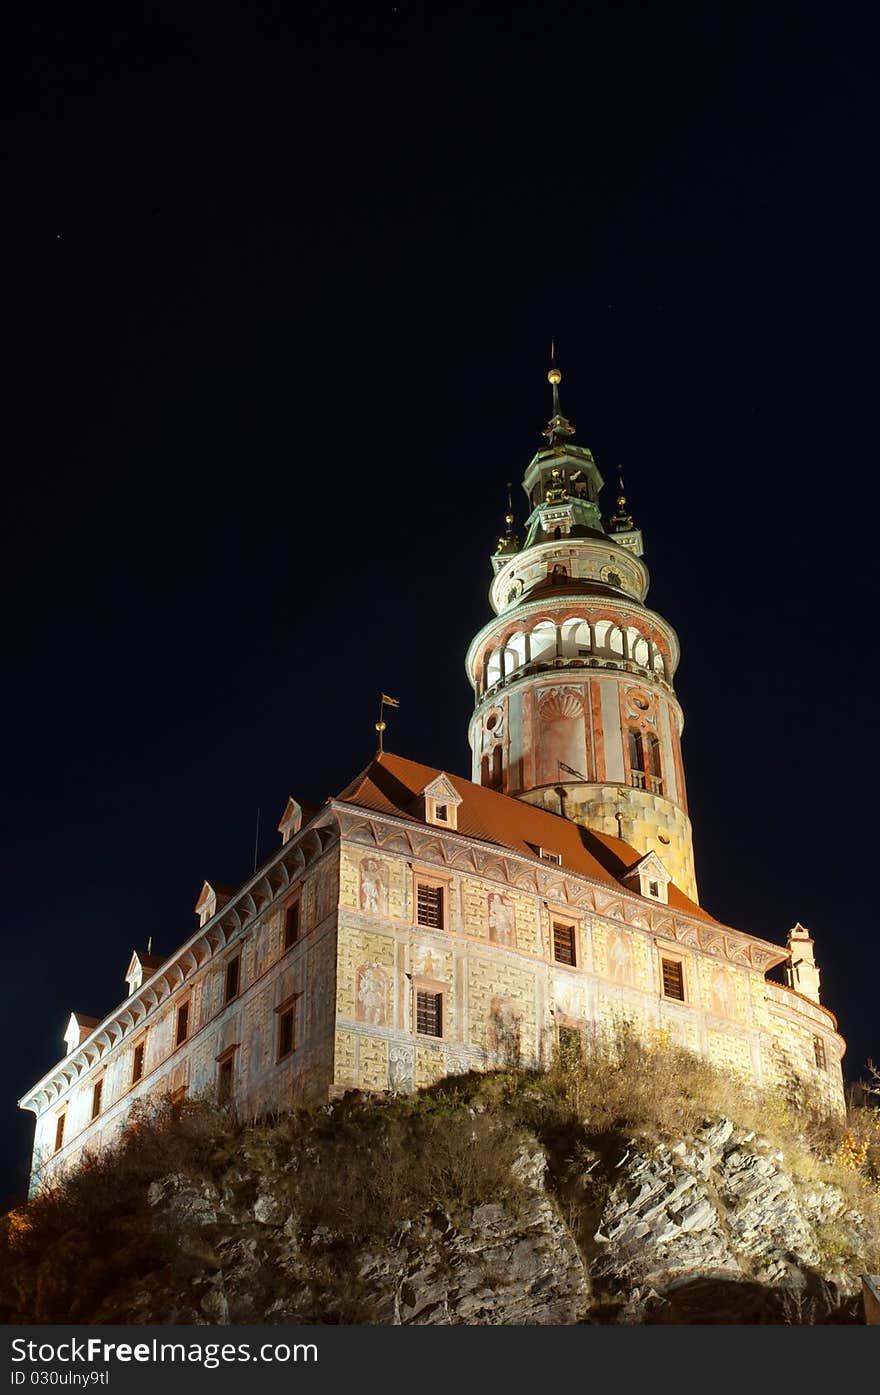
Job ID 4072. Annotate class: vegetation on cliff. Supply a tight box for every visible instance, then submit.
[3,1029,879,1324]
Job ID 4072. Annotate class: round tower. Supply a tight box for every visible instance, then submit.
[465,362,698,902]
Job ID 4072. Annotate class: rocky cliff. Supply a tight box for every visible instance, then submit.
[4,1047,879,1325]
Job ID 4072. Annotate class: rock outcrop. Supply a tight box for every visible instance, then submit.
[85,1119,873,1325]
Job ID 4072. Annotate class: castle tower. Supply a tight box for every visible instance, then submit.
[465,361,698,901]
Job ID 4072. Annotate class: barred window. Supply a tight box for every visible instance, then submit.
[416,989,443,1038]
[661,958,685,1001]
[175,1000,190,1047]
[553,921,576,966]
[131,1041,146,1085]
[284,900,300,950]
[813,1036,826,1071]
[416,882,444,929]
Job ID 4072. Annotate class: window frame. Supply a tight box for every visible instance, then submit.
[215,1044,239,1106]
[550,915,578,968]
[412,973,446,1040]
[131,1035,147,1086]
[275,994,299,1062]
[283,896,301,952]
[90,1074,105,1121]
[175,997,191,1047]
[53,1112,66,1154]
[659,952,686,1002]
[223,952,241,1005]
[411,868,451,931]
[813,1035,827,1072]
[414,987,444,1039]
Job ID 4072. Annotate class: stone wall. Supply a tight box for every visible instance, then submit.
[332,831,844,1111]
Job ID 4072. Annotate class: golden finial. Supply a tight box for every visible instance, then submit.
[548,339,562,386]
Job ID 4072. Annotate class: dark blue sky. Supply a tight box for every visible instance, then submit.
[2,4,877,1203]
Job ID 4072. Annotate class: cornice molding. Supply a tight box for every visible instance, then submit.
[331,802,787,973]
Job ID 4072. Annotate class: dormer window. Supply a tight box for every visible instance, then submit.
[422,775,462,831]
[539,848,562,866]
[194,881,232,928]
[620,851,671,905]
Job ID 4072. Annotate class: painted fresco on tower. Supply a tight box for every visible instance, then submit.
[358,856,389,916]
[536,685,588,788]
[488,891,515,946]
[356,962,389,1026]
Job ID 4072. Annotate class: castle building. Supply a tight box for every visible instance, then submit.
[19,369,845,1192]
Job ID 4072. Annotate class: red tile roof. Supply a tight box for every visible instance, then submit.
[335,751,718,924]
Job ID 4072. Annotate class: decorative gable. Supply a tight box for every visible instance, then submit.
[63,1011,99,1055]
[194,879,233,927]
[277,797,304,844]
[620,850,671,904]
[124,949,166,996]
[421,775,463,830]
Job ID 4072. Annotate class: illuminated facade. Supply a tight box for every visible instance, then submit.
[19,368,845,1192]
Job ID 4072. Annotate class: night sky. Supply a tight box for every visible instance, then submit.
[3,5,877,1205]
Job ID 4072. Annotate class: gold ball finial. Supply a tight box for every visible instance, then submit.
[548,367,562,385]
[505,512,515,526]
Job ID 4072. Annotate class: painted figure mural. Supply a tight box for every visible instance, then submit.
[356,963,388,1026]
[488,891,515,946]
[359,856,388,916]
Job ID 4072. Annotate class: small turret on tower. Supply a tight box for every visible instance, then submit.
[606,466,644,557]
[785,923,822,1004]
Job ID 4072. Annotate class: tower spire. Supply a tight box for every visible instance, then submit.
[543,345,576,447]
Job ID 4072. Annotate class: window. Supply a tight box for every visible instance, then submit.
[131,1040,146,1085]
[813,1036,826,1071]
[415,989,443,1037]
[54,1114,66,1154]
[217,1053,236,1106]
[434,804,448,822]
[91,1077,104,1120]
[224,954,240,1004]
[661,958,685,1001]
[553,921,576,966]
[277,1002,296,1061]
[175,1000,190,1047]
[648,880,660,899]
[217,1060,234,1104]
[283,900,300,951]
[416,882,444,929]
[539,848,562,865]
